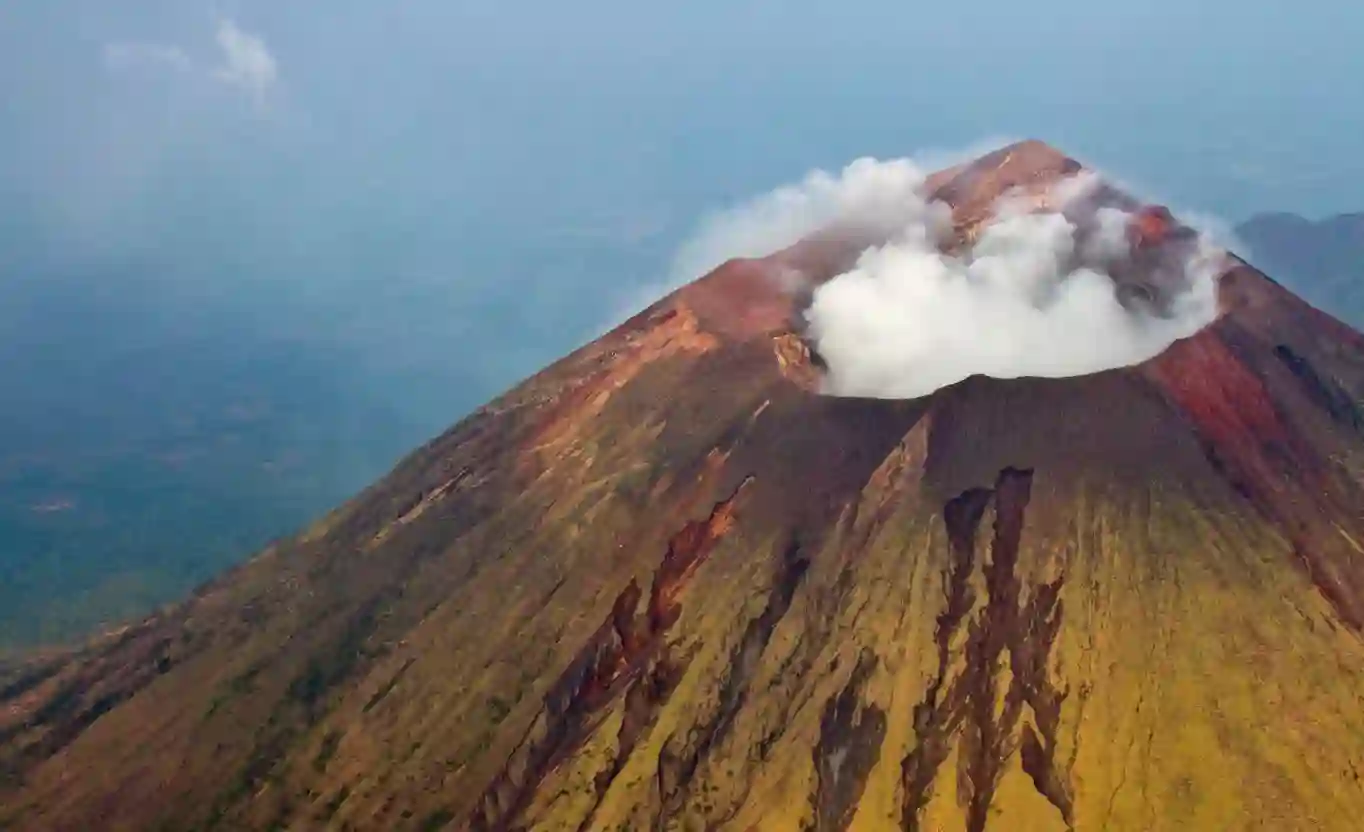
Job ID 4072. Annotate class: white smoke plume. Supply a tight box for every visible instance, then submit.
[668,157,935,285]
[664,137,1022,288]
[607,140,1021,330]
[664,152,1225,399]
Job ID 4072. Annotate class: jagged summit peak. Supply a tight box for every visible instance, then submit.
[927,137,1082,189]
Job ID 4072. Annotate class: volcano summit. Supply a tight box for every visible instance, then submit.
[3,140,1364,831]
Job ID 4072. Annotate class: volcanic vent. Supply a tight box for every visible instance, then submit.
[3,140,1364,832]
[666,148,1227,400]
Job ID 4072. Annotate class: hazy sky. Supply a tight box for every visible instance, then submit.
[3,0,1363,435]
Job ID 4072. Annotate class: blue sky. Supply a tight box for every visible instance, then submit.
[3,0,1363,434]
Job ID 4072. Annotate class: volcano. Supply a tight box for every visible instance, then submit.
[4,140,1364,831]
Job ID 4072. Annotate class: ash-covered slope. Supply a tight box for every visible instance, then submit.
[4,141,1364,832]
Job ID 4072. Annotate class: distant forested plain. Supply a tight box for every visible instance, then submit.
[0,265,423,649]
[0,227,661,651]
[0,338,415,649]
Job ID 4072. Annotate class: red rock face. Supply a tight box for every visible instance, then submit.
[1129,205,1177,247]
[520,303,720,468]
[647,477,751,632]
[679,259,798,341]
[677,229,884,345]
[927,140,1085,226]
[1143,320,1364,627]
[1144,327,1293,464]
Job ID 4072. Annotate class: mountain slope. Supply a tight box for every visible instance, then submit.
[1236,210,1364,329]
[4,141,1364,831]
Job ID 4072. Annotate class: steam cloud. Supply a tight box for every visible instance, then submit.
[668,152,1225,399]
[102,19,278,108]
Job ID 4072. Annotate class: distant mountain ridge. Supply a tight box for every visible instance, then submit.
[3,140,1364,831]
[1236,210,1364,328]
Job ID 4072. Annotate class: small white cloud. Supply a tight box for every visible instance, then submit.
[101,19,278,109]
[212,19,278,105]
[102,42,193,73]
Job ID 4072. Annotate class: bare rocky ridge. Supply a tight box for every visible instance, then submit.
[3,140,1364,831]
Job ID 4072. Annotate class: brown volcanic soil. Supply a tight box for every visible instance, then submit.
[4,140,1364,831]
